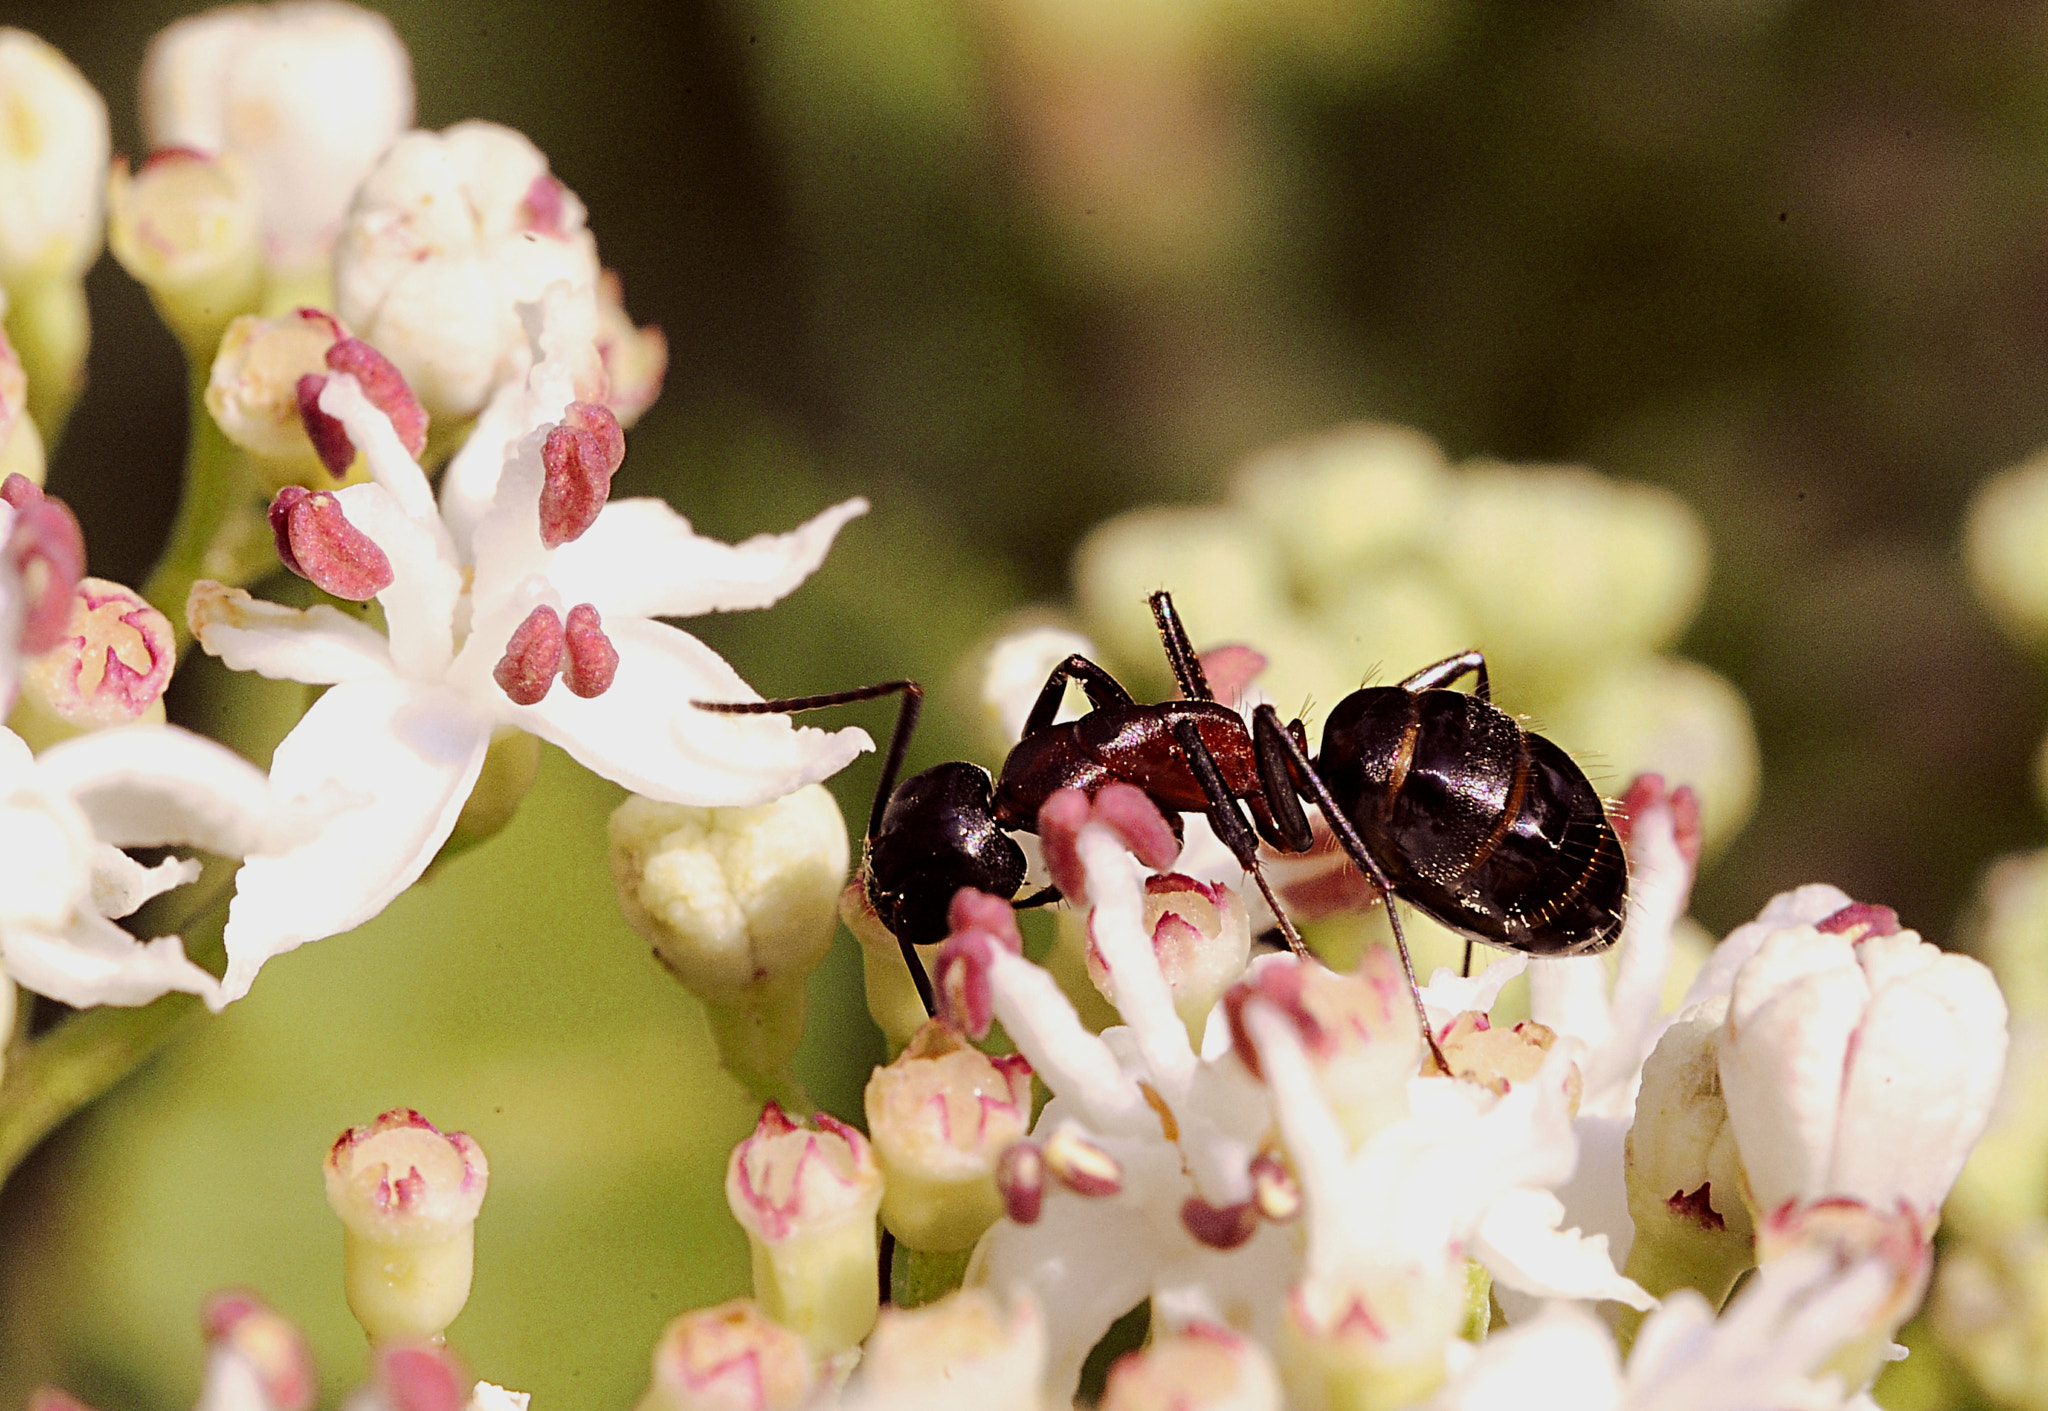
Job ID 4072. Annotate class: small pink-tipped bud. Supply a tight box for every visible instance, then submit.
[324,1108,490,1343]
[268,488,394,601]
[373,1344,469,1411]
[15,577,175,741]
[856,1290,1047,1409]
[492,605,566,706]
[725,1103,884,1356]
[202,1290,316,1411]
[596,271,667,428]
[4,475,87,656]
[1101,1324,1284,1411]
[105,147,263,351]
[1038,783,1179,901]
[1085,872,1250,1041]
[866,1019,1035,1252]
[639,1300,817,1411]
[1041,1122,1122,1197]
[996,1141,1045,1225]
[1249,1151,1300,1223]
[562,602,618,697]
[934,928,1003,1039]
[1180,1195,1259,1251]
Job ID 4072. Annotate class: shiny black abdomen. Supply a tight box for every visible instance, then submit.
[867,761,1028,948]
[1317,687,1625,957]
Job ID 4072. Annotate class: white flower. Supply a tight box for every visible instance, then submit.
[334,122,603,421]
[190,291,870,1002]
[141,1,413,274]
[0,722,290,1008]
[0,29,108,288]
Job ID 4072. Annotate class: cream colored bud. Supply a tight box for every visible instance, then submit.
[1277,1267,1462,1411]
[1101,1324,1282,1411]
[980,622,1095,752]
[205,309,356,488]
[843,878,930,1056]
[10,578,174,750]
[866,1019,1034,1252]
[324,1108,490,1343]
[1084,872,1249,1043]
[725,1103,884,1356]
[637,1300,817,1411]
[1967,451,2048,653]
[142,2,414,279]
[851,1290,1046,1411]
[1232,423,1449,594]
[1308,569,1474,695]
[0,30,108,288]
[107,150,263,356]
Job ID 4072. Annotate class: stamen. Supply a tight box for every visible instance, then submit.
[1249,1151,1301,1222]
[948,887,1024,953]
[539,424,611,548]
[563,400,625,475]
[522,174,568,237]
[1041,1124,1122,1197]
[327,337,429,458]
[1180,1196,1259,1250]
[493,605,565,705]
[562,602,618,697]
[995,1141,1044,1224]
[268,487,393,600]
[1817,902,1902,942]
[934,929,1000,1038]
[3,475,86,654]
[295,373,352,477]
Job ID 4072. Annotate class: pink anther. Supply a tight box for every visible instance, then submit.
[377,1345,469,1411]
[1181,1195,1259,1250]
[934,928,1001,1038]
[539,423,611,548]
[522,174,568,238]
[1615,773,1703,867]
[1817,902,1902,942]
[1221,960,1315,1083]
[2,475,86,654]
[1193,643,1267,705]
[996,1141,1044,1225]
[493,605,565,706]
[563,400,625,476]
[268,487,393,600]
[562,602,618,697]
[295,374,352,477]
[948,887,1024,953]
[1038,782,1181,903]
[327,337,429,458]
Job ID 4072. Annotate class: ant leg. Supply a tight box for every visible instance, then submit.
[1400,650,1490,701]
[1013,886,1063,909]
[1149,590,1216,702]
[694,679,922,842]
[1022,655,1136,738]
[1172,718,1307,958]
[1251,705,1451,1072]
[1251,710,1315,853]
[1461,940,1474,979]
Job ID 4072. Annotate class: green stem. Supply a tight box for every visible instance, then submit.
[3,276,88,446]
[143,360,257,650]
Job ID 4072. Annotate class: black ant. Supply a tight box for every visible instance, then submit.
[694,591,1627,1055]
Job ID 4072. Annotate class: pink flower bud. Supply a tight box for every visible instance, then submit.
[640,1300,817,1411]
[268,487,393,600]
[725,1103,884,1355]
[1101,1324,1283,1411]
[202,1289,316,1411]
[16,577,175,736]
[324,1108,490,1343]
[1085,872,1249,1041]
[866,1019,1034,1251]
[3,475,86,655]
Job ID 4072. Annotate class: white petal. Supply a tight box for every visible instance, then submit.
[1421,950,1528,1023]
[1683,884,1854,1009]
[90,843,201,919]
[548,496,869,619]
[3,909,223,1008]
[332,481,463,678]
[33,724,281,855]
[1428,1305,1623,1411]
[992,945,1149,1135]
[188,582,395,685]
[319,371,445,528]
[1080,824,1197,1094]
[1474,1187,1655,1310]
[220,676,492,1004]
[487,615,870,808]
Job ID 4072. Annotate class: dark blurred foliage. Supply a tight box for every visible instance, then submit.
[6,0,2048,1402]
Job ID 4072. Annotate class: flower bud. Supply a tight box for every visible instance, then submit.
[1231,422,1448,593]
[852,1290,1046,1411]
[142,1,414,283]
[1756,1198,1935,1389]
[979,622,1096,754]
[334,122,602,422]
[596,270,666,428]
[1083,873,1250,1044]
[1277,1267,1465,1411]
[10,577,175,750]
[865,1019,1033,1252]
[107,149,263,356]
[636,1300,817,1411]
[324,1108,490,1343]
[610,786,848,1100]
[0,318,43,487]
[1966,450,2048,652]
[0,30,108,289]
[843,878,931,1055]
[1100,1323,1283,1411]
[725,1103,884,1356]
[199,1290,316,1411]
[207,309,377,490]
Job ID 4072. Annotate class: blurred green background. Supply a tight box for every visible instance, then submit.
[5,0,2048,1405]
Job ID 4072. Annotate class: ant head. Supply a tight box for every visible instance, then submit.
[865,761,1027,949]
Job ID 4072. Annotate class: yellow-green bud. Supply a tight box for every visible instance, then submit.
[1101,1324,1282,1411]
[637,1300,817,1411]
[106,149,263,360]
[1966,452,2048,652]
[1232,422,1448,595]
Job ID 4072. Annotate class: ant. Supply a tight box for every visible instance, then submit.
[694,591,1627,1057]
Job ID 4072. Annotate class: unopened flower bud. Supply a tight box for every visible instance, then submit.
[1967,450,2048,653]
[1277,1267,1464,1411]
[1083,872,1249,1043]
[142,1,414,284]
[596,270,666,428]
[10,578,174,750]
[1756,1198,1935,1389]
[637,1300,816,1411]
[725,1103,884,1356]
[1101,1323,1283,1411]
[208,310,359,489]
[843,879,930,1055]
[4,473,85,655]
[334,123,601,422]
[107,148,262,356]
[324,1108,490,1343]
[1231,422,1448,592]
[437,728,542,861]
[865,1019,1033,1252]
[852,1290,1046,1411]
[610,786,848,1101]
[0,30,107,289]
[979,622,1095,753]
[199,1290,316,1411]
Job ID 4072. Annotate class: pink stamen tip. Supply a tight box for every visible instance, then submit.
[139,144,208,172]
[539,423,610,548]
[1817,902,1902,942]
[271,489,393,600]
[1222,960,1314,1082]
[493,605,566,706]
[1181,1196,1260,1250]
[996,1141,1044,1224]
[1669,784,1703,865]
[562,602,619,697]
[391,1164,426,1211]
[948,888,1023,953]
[563,400,625,476]
[1036,787,1093,900]
[934,929,999,1038]
[4,477,88,654]
[1193,643,1267,704]
[326,338,429,458]
[293,306,345,340]
[296,373,355,478]
[1094,781,1181,871]
[379,1346,468,1411]
[522,174,568,237]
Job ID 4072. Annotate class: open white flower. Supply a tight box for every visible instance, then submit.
[0,722,292,1008]
[189,290,870,1003]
